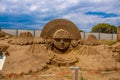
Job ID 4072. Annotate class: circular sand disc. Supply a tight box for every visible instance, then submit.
[40,19,81,40]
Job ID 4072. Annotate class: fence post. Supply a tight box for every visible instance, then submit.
[0,26,1,31]
[33,29,35,37]
[111,33,113,40]
[98,32,100,39]
[16,28,18,37]
[70,66,80,80]
[83,32,85,39]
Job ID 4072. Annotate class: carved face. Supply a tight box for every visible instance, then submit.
[53,29,71,51]
[53,38,70,50]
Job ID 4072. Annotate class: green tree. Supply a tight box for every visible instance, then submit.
[91,23,117,33]
[80,29,84,32]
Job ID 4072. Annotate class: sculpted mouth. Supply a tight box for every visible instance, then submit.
[58,45,65,49]
[59,44,65,47]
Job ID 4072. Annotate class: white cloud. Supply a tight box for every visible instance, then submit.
[1,0,119,14]
[0,4,6,12]
[101,16,120,26]
[87,0,114,3]
[0,0,120,31]
[29,5,37,11]
[61,8,120,32]
[62,12,102,31]
[11,0,18,2]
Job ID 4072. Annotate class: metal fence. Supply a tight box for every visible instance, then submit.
[1,29,117,40]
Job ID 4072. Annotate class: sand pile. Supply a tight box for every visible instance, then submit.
[9,32,33,45]
[82,34,100,45]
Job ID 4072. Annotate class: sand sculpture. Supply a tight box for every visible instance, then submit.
[28,19,81,66]
[1,19,120,76]
[82,34,100,45]
[9,32,33,45]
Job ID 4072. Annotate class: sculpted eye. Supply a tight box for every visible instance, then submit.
[63,39,70,42]
[55,38,61,42]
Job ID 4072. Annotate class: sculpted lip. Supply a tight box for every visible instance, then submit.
[59,45,65,49]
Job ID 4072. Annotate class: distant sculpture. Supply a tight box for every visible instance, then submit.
[9,32,33,45]
[82,34,100,45]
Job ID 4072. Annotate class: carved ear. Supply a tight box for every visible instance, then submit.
[45,39,54,50]
[71,40,78,48]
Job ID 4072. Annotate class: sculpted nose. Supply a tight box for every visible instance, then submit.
[60,39,64,44]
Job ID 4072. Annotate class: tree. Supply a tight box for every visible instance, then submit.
[91,23,117,33]
[80,29,84,32]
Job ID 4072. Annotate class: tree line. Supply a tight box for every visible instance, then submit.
[81,23,117,33]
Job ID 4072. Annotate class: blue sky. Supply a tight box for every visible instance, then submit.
[0,0,120,32]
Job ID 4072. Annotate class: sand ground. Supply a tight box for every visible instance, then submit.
[0,66,120,80]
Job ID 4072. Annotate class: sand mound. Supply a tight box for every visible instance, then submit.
[9,32,33,45]
[82,34,100,45]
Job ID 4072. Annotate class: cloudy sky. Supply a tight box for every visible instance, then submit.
[0,0,120,32]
